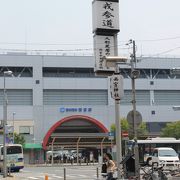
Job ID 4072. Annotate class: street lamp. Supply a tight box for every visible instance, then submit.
[3,70,13,178]
[103,56,127,179]
[12,112,16,144]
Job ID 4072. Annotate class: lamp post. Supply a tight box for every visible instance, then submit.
[3,70,13,178]
[12,112,16,144]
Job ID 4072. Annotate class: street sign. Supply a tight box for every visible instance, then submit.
[93,35,115,71]
[110,74,124,100]
[122,131,128,137]
[127,110,142,127]
[5,125,13,134]
[108,132,114,140]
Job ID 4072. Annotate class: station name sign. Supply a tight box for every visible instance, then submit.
[60,107,92,113]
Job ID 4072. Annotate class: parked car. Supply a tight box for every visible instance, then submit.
[149,147,180,169]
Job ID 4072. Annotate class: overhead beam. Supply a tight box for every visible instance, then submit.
[51,133,109,138]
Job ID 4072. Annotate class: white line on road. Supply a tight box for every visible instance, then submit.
[52,175,63,179]
[66,174,76,178]
[78,174,89,177]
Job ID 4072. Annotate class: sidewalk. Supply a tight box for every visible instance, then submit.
[0,175,15,179]
[24,162,100,167]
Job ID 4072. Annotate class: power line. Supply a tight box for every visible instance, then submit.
[155,46,180,56]
[0,35,180,47]
[132,36,180,42]
[0,44,130,52]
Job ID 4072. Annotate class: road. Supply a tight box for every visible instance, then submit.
[1,165,101,180]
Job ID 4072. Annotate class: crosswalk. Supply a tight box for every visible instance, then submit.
[13,171,99,180]
[15,174,98,179]
[9,166,103,180]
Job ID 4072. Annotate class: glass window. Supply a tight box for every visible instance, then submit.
[1,146,22,154]
[19,126,30,134]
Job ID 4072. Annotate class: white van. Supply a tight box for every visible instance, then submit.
[151,147,180,169]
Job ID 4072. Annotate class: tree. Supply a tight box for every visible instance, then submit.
[160,121,180,139]
[110,118,148,139]
[13,132,26,145]
[110,117,129,133]
[136,122,148,139]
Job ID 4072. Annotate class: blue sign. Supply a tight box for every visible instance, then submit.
[108,132,115,140]
[60,107,92,113]
[108,132,115,136]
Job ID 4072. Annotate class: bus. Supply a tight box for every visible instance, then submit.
[0,144,24,172]
[128,137,180,164]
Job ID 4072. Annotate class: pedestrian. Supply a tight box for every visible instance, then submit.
[90,151,94,165]
[70,155,74,165]
[104,153,116,180]
[101,161,107,178]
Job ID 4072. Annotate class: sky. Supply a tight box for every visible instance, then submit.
[0,0,180,57]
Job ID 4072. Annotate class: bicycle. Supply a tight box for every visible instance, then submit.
[169,166,180,178]
[141,162,173,180]
[141,165,158,180]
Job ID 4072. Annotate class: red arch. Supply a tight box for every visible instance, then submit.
[42,115,108,150]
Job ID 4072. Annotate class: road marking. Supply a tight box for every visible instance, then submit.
[28,177,39,179]
[52,175,63,179]
[21,170,31,173]
[66,174,76,178]
[78,174,89,177]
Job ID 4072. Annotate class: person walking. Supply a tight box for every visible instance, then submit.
[90,151,94,165]
[104,153,116,180]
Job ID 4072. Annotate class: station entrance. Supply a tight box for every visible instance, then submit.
[42,115,114,164]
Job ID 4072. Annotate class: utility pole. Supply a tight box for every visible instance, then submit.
[3,70,13,178]
[130,40,140,178]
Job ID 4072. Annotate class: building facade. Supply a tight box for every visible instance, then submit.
[0,54,180,150]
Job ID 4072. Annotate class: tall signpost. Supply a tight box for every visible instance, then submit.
[92,0,120,75]
[92,1,124,179]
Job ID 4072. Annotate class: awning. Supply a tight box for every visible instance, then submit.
[45,133,113,150]
[23,143,42,149]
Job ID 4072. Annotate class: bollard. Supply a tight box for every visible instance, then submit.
[45,175,48,180]
[96,167,99,179]
[64,168,66,180]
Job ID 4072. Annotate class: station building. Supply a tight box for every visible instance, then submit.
[0,53,179,163]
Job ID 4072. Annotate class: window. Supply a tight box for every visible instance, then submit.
[153,150,158,157]
[1,146,22,154]
[43,89,108,105]
[19,126,30,134]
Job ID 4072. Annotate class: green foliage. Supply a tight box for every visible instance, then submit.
[110,117,148,139]
[137,122,148,139]
[160,121,180,139]
[110,123,116,132]
[14,132,26,146]
[110,117,129,132]
[121,117,129,131]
